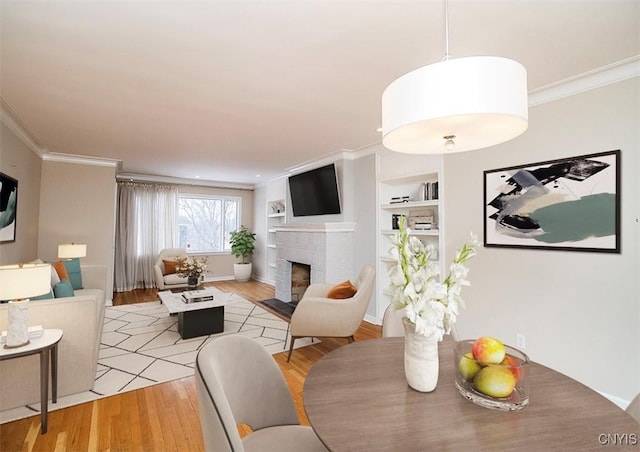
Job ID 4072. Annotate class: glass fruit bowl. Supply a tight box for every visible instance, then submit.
[454,339,530,411]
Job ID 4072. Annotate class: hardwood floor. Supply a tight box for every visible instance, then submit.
[1,280,382,451]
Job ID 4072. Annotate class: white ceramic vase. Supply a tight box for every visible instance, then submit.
[403,318,439,392]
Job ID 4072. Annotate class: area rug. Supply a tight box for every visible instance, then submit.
[0,289,314,424]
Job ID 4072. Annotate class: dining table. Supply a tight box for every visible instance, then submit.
[303,337,639,451]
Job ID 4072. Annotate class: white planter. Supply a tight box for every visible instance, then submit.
[403,318,439,392]
[234,263,252,282]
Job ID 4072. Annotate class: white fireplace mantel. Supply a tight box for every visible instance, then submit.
[274,222,355,301]
[274,222,356,233]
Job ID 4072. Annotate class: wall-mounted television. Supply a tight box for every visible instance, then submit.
[289,163,341,217]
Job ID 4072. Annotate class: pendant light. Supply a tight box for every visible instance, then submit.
[381,0,528,154]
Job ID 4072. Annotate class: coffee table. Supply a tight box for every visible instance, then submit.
[158,289,235,339]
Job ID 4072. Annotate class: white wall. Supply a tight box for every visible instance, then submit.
[443,77,639,401]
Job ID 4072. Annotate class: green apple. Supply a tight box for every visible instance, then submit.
[472,336,506,364]
[473,366,516,398]
[458,352,482,381]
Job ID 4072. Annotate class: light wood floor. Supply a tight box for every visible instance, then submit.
[0,280,382,451]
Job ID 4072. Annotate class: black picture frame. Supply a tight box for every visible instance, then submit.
[0,172,18,243]
[484,150,620,253]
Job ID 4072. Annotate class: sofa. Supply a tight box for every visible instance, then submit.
[0,264,107,410]
[154,248,189,290]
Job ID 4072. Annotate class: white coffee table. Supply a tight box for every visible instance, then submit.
[158,289,236,339]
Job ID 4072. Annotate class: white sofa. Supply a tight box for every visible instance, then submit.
[0,265,107,410]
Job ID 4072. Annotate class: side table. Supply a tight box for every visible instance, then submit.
[0,328,63,434]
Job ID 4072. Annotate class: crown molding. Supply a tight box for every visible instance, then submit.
[42,152,122,169]
[0,97,45,156]
[117,172,254,191]
[528,55,640,107]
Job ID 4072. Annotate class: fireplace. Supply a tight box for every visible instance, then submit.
[290,262,311,302]
[275,222,355,302]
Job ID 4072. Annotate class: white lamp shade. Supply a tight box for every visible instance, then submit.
[58,243,87,259]
[382,56,528,154]
[0,263,52,300]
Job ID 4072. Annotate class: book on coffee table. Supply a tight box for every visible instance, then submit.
[181,289,216,303]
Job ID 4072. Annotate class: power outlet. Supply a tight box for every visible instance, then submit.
[516,334,526,350]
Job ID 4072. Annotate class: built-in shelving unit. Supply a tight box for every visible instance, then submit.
[266,199,286,281]
[377,171,443,320]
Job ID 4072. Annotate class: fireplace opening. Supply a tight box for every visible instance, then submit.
[290,262,311,303]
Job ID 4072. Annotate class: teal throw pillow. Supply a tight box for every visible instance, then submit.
[53,279,75,298]
[31,289,55,300]
[62,258,83,290]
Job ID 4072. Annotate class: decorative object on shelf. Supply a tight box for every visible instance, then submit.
[0,263,51,348]
[176,256,208,288]
[58,243,87,259]
[381,0,527,154]
[391,214,406,230]
[455,338,530,411]
[388,215,477,391]
[0,172,18,243]
[484,150,620,253]
[229,225,256,282]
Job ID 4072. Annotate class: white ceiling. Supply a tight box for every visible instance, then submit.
[1,1,638,186]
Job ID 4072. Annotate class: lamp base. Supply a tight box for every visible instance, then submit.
[3,339,30,349]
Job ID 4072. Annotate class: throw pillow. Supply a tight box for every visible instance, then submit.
[53,279,75,298]
[163,259,178,275]
[32,289,55,300]
[326,280,357,299]
[52,260,70,282]
[62,258,83,290]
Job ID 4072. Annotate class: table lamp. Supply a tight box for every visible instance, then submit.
[0,263,51,348]
[58,243,87,259]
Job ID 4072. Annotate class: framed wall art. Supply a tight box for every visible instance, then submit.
[484,150,620,253]
[0,172,18,243]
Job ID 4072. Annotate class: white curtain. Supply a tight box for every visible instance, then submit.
[114,181,179,291]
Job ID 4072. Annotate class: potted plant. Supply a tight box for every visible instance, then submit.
[229,225,256,282]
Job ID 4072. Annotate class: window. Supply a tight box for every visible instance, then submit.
[178,195,240,253]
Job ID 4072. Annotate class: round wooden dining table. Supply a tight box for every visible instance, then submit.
[303,337,639,451]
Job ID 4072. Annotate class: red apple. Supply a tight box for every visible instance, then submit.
[501,355,522,382]
[472,337,506,364]
[473,366,516,398]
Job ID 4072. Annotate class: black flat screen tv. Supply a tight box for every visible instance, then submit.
[289,163,341,217]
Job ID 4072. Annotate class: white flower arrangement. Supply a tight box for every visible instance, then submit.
[388,216,478,341]
[176,257,208,279]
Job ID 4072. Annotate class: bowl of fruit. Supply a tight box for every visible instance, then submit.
[455,337,530,411]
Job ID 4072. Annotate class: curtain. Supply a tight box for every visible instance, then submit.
[114,181,179,291]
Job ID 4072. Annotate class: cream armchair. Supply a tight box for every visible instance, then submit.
[154,248,188,290]
[287,265,375,361]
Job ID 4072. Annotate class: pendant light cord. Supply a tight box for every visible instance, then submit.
[443,0,451,61]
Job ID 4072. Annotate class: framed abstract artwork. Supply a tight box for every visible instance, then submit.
[0,172,18,243]
[484,150,620,253]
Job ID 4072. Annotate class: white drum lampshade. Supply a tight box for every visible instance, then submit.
[58,243,87,259]
[0,263,51,348]
[382,56,528,154]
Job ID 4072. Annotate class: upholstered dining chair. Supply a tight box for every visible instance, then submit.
[153,248,188,290]
[195,335,328,452]
[626,392,640,423]
[287,265,375,361]
[382,304,404,338]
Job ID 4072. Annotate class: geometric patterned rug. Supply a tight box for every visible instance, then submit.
[0,289,313,424]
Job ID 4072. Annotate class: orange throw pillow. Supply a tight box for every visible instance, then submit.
[163,259,178,275]
[326,280,357,299]
[52,260,70,282]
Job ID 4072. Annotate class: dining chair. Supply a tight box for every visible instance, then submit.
[287,265,375,361]
[195,335,328,452]
[382,304,404,337]
[626,392,640,423]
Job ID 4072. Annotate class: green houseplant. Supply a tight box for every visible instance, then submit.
[229,225,256,281]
